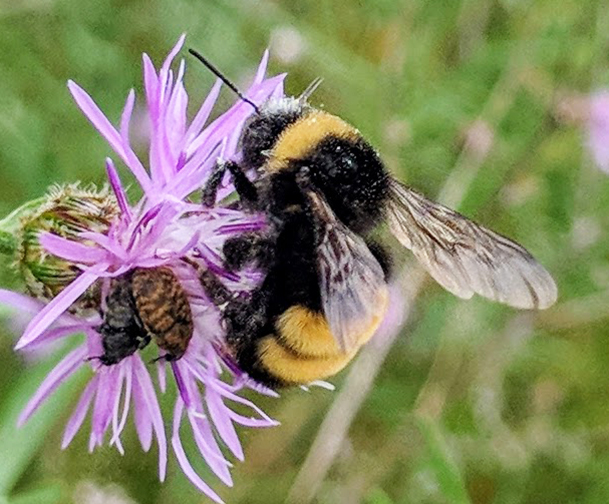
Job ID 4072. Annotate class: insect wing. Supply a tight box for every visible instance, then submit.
[307,191,387,352]
[386,179,557,309]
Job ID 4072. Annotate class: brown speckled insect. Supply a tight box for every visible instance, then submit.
[94,267,193,365]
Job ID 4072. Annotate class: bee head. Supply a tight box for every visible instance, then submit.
[240,97,311,170]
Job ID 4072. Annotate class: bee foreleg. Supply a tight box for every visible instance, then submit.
[203,160,260,208]
[202,161,228,207]
[225,160,259,206]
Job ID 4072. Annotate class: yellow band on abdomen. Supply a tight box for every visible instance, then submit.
[257,335,356,385]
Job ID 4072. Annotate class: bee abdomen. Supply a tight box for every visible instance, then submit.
[246,305,371,386]
[255,333,356,386]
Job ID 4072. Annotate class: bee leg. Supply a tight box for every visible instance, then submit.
[202,160,259,207]
[137,333,152,350]
[200,273,233,308]
[222,287,270,350]
[225,160,259,206]
[202,161,228,207]
[223,232,276,271]
[196,266,270,349]
[150,353,176,364]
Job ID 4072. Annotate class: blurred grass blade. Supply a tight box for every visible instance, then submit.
[365,487,395,504]
[0,354,85,495]
[7,483,62,504]
[416,415,471,504]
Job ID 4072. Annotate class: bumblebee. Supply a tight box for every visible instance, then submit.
[95,267,193,365]
[189,50,558,388]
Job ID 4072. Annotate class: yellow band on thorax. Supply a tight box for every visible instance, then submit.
[266,111,360,172]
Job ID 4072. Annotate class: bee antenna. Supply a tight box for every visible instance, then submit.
[188,48,261,114]
[300,77,323,103]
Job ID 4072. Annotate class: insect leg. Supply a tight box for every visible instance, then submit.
[202,161,227,207]
[224,160,259,206]
[196,265,270,347]
[198,267,234,306]
[223,232,276,271]
[202,160,260,207]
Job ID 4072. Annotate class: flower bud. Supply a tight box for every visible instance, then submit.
[17,184,119,310]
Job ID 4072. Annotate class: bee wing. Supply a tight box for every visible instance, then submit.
[307,191,387,353]
[386,179,557,309]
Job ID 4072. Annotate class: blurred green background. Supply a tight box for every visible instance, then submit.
[1,0,609,503]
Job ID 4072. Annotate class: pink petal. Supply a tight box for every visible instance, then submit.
[132,356,167,481]
[132,375,153,451]
[164,60,188,152]
[167,143,222,200]
[185,78,222,142]
[0,289,46,315]
[588,91,609,173]
[206,378,277,425]
[105,158,132,220]
[68,81,152,195]
[110,364,128,454]
[39,233,108,264]
[188,411,234,485]
[120,90,136,142]
[185,385,234,485]
[224,118,245,162]
[90,368,117,448]
[216,219,266,235]
[78,231,128,261]
[18,345,88,426]
[17,272,99,349]
[172,401,225,504]
[156,360,167,394]
[62,377,98,448]
[143,53,159,119]
[205,388,243,461]
[227,410,279,428]
[183,73,284,167]
[253,50,270,86]
[159,34,186,94]
[24,323,92,351]
[114,361,133,445]
[171,362,192,408]
[130,202,184,253]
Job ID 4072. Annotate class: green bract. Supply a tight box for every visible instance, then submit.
[16,184,119,309]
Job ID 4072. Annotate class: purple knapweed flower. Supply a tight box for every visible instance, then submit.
[0,35,285,503]
[587,90,609,174]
